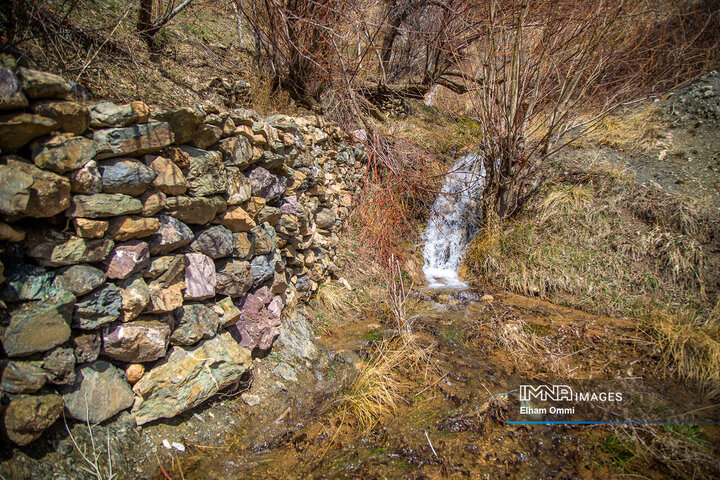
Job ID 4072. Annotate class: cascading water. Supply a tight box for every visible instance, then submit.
[422,153,485,288]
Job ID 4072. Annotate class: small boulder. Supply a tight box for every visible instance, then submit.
[2,290,75,357]
[171,304,220,346]
[100,158,157,196]
[4,158,71,218]
[94,122,173,160]
[179,146,228,197]
[18,67,71,99]
[144,154,188,195]
[0,163,32,216]
[102,320,170,363]
[73,218,108,238]
[183,253,216,301]
[118,275,150,322]
[0,68,28,111]
[105,240,150,280]
[132,332,251,425]
[73,283,122,329]
[164,195,225,225]
[215,259,253,297]
[89,101,150,128]
[68,160,102,194]
[1,360,47,394]
[66,193,142,218]
[63,360,134,423]
[219,206,255,232]
[0,113,56,150]
[106,216,159,241]
[73,332,101,363]
[26,234,114,267]
[2,394,64,446]
[42,346,76,385]
[149,215,194,255]
[154,107,204,144]
[33,100,89,134]
[31,134,95,173]
[190,225,234,259]
[53,264,106,296]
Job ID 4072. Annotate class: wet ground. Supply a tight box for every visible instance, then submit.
[164,287,720,480]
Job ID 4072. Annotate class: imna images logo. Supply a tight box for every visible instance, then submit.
[519,384,623,402]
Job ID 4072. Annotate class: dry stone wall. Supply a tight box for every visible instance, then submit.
[0,59,366,446]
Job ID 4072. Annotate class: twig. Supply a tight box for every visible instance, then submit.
[424,430,438,459]
[75,9,130,83]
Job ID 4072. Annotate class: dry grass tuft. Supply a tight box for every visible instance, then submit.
[649,306,720,398]
[582,103,666,152]
[342,337,408,430]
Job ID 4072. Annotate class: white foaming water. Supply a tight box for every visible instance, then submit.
[422,153,485,288]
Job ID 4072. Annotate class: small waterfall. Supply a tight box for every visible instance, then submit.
[422,153,485,288]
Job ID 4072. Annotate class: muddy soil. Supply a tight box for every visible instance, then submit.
[165,288,720,480]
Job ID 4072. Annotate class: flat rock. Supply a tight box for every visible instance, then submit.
[18,67,71,99]
[144,154,188,195]
[67,193,142,218]
[179,146,228,197]
[0,113,56,150]
[102,320,170,363]
[64,361,134,423]
[149,215,193,254]
[132,332,251,425]
[4,158,71,218]
[2,394,63,446]
[1,360,47,394]
[26,234,114,267]
[105,240,150,280]
[53,264,106,296]
[215,259,253,297]
[100,158,157,196]
[33,100,89,134]
[89,101,150,128]
[171,303,220,346]
[2,290,75,357]
[0,163,32,216]
[190,225,234,259]
[73,283,122,329]
[165,196,225,225]
[183,253,216,300]
[94,122,173,160]
[31,134,95,173]
[107,216,159,241]
[73,217,108,238]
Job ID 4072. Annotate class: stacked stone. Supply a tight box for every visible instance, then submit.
[0,60,366,445]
